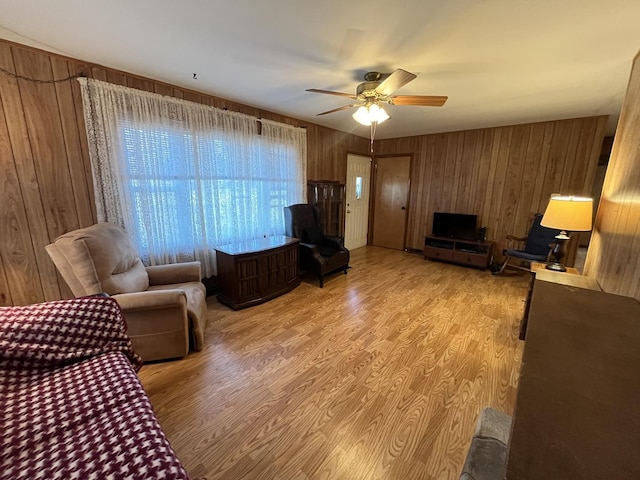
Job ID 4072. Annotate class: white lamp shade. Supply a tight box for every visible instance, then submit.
[352,106,372,125]
[368,104,390,124]
[352,104,390,126]
[540,195,593,231]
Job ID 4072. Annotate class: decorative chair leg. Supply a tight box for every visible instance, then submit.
[319,276,324,288]
[343,268,347,274]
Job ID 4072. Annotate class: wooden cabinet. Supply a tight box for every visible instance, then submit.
[307,181,345,238]
[215,236,300,310]
[506,280,640,479]
[423,235,494,269]
[519,262,597,340]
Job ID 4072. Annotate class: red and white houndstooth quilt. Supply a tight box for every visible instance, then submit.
[0,296,191,480]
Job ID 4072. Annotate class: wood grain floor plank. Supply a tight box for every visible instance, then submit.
[138,246,527,479]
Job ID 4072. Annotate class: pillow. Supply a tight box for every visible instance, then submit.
[303,225,325,244]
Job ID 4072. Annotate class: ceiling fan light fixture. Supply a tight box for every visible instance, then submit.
[352,106,372,126]
[352,103,390,126]
[370,103,390,124]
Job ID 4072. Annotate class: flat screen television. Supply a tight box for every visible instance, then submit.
[432,212,478,240]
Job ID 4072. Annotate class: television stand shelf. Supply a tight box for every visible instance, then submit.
[423,235,494,269]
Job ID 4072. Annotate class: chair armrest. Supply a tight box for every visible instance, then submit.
[299,242,325,264]
[146,261,201,285]
[113,290,187,311]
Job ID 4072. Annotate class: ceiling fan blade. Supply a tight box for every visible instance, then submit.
[306,89,357,99]
[316,104,358,116]
[375,69,417,96]
[390,95,448,107]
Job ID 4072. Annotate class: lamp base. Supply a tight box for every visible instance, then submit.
[545,262,567,272]
[547,233,570,273]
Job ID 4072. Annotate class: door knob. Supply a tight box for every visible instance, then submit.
[347,210,351,213]
[401,206,406,210]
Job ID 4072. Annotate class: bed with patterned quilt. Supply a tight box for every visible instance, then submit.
[0,296,194,480]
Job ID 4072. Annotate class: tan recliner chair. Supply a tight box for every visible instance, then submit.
[45,223,207,362]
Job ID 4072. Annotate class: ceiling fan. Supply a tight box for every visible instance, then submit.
[306,69,448,125]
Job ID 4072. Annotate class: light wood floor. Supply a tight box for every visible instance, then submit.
[138,247,528,480]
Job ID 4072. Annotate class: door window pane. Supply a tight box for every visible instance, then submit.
[355,176,363,199]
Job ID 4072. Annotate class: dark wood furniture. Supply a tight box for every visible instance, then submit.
[519,262,597,340]
[506,279,640,479]
[423,235,494,269]
[284,204,350,288]
[215,236,300,310]
[307,181,345,240]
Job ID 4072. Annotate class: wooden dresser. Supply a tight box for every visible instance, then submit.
[215,236,300,310]
[506,279,640,479]
[519,263,601,339]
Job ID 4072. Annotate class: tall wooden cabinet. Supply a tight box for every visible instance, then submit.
[307,181,345,239]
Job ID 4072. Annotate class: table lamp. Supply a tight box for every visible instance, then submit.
[540,195,593,271]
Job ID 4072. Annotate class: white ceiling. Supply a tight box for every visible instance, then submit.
[2,0,640,139]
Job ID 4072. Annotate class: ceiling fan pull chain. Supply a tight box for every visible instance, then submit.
[370,121,377,153]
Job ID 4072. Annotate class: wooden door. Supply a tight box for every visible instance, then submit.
[344,154,372,250]
[372,155,411,250]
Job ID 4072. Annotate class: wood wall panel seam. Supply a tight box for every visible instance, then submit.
[0,44,52,303]
[0,249,13,306]
[68,60,98,224]
[51,57,94,229]
[13,48,81,236]
[0,98,43,305]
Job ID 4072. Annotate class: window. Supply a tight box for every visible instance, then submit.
[118,121,304,272]
[78,76,306,277]
[355,176,363,200]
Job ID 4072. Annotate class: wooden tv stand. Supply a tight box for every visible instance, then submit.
[423,235,494,269]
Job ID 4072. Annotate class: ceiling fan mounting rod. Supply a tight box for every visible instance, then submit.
[363,72,382,82]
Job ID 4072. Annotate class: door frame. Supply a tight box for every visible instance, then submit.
[369,153,413,250]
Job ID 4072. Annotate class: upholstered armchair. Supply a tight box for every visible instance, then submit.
[45,223,207,362]
[284,204,350,287]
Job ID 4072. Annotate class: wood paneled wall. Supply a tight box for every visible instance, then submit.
[584,52,640,301]
[374,117,608,258]
[0,39,368,306]
[0,38,611,306]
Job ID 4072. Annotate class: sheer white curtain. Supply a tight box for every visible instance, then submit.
[78,78,306,277]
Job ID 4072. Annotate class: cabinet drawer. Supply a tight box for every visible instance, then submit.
[424,246,454,261]
[453,250,487,267]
